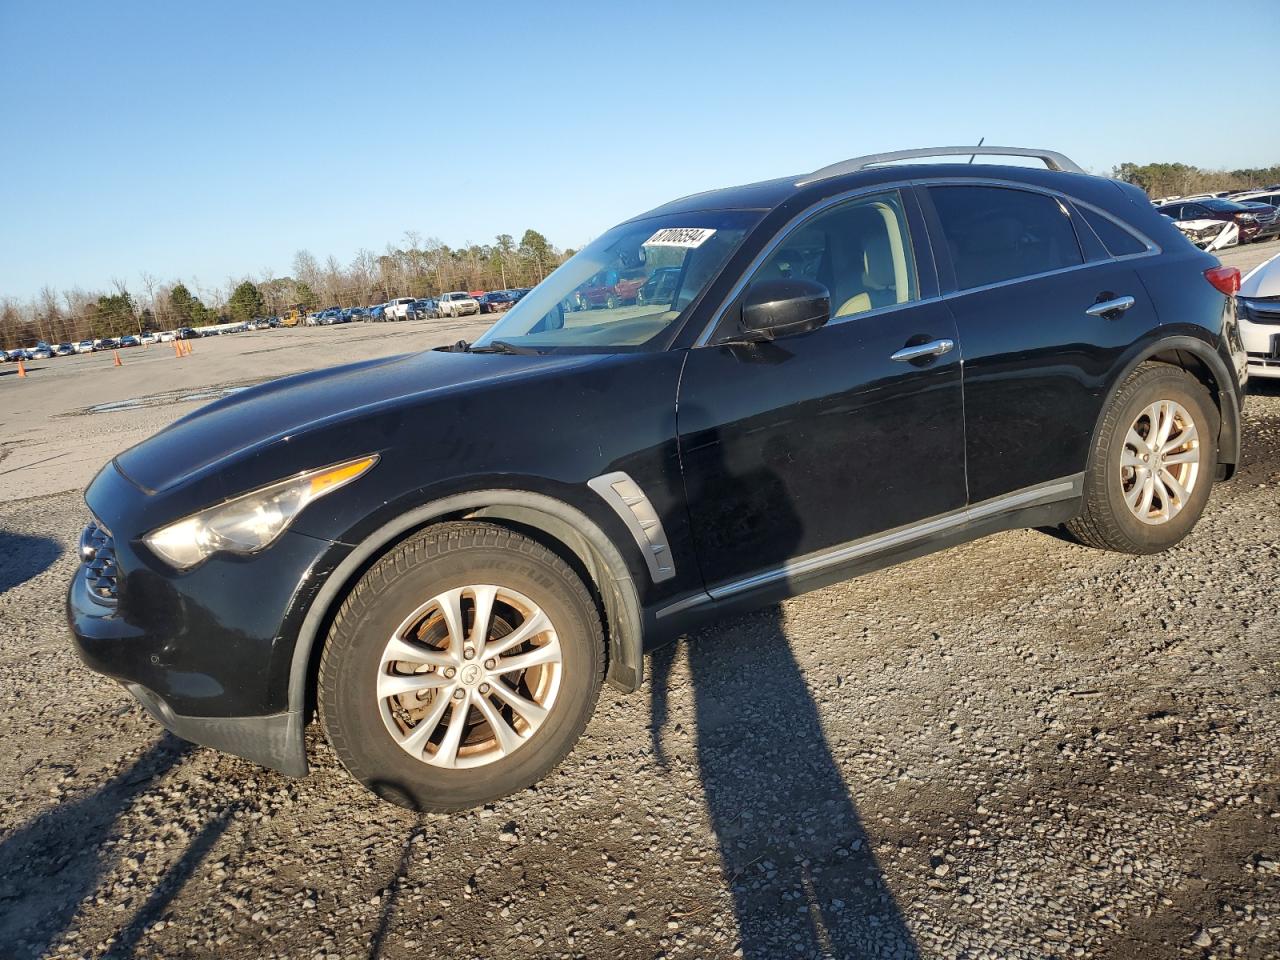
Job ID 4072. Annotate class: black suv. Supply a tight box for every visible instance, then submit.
[68,146,1247,811]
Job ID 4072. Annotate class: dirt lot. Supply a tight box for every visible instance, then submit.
[2,246,1279,960]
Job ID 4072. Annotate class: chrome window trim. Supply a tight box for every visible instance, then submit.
[693,177,1161,348]
[654,474,1083,619]
[1067,196,1161,259]
[694,181,918,347]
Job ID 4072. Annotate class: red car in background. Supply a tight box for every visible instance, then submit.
[573,268,646,309]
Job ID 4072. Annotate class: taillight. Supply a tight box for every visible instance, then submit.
[1204,266,1240,296]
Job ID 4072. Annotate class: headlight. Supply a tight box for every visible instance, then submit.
[1236,213,1257,222]
[144,455,378,569]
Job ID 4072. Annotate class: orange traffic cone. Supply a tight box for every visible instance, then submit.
[185,338,194,354]
[173,340,181,358]
[16,359,27,378]
[113,350,123,367]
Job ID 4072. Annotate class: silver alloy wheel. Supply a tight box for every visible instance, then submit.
[377,585,563,769]
[1120,399,1201,525]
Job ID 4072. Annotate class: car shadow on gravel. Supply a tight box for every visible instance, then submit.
[0,736,194,959]
[0,530,62,593]
[652,612,920,960]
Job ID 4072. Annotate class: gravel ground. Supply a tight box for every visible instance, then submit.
[1,260,1279,959]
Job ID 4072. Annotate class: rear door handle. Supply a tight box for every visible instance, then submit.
[1085,295,1136,318]
[890,338,954,362]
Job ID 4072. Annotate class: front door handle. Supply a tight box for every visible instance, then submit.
[1085,295,1136,318]
[890,338,955,362]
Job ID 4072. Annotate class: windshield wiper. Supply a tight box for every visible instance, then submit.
[468,340,543,355]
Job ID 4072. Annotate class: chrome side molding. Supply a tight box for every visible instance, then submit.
[656,474,1082,617]
[588,471,676,584]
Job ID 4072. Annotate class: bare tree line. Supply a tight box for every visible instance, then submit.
[0,229,570,348]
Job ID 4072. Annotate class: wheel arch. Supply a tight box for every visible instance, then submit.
[1091,335,1241,480]
[287,489,645,744]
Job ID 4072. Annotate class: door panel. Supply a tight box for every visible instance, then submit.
[678,300,965,589]
[944,262,1157,502]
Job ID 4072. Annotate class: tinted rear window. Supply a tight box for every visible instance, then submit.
[1077,207,1148,257]
[929,186,1083,290]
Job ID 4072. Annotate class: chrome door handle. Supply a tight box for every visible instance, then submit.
[1085,295,1136,318]
[890,338,954,362]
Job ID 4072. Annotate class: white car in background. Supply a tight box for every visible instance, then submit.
[436,291,480,317]
[1239,253,1280,380]
[384,297,418,321]
[75,340,96,353]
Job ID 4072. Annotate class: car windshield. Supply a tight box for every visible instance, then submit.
[470,210,758,352]
[1202,199,1248,212]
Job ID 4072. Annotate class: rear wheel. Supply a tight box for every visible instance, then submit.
[1065,363,1218,554]
[318,522,604,811]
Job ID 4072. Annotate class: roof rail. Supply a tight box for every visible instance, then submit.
[796,146,1086,186]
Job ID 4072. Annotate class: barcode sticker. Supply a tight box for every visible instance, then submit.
[643,227,717,249]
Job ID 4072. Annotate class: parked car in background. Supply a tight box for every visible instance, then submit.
[437,291,480,317]
[1230,188,1280,211]
[176,328,197,340]
[0,349,10,362]
[141,332,159,345]
[54,343,75,356]
[29,344,55,359]
[1156,198,1275,245]
[1238,253,1280,380]
[1236,202,1280,242]
[571,267,647,310]
[1159,211,1239,251]
[67,145,1247,812]
[75,340,96,353]
[411,298,438,319]
[385,297,417,321]
[349,307,368,322]
[119,335,140,348]
[477,290,520,314]
[637,266,682,306]
[369,304,387,322]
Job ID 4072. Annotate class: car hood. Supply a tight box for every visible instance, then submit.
[1241,255,1280,299]
[113,349,603,495]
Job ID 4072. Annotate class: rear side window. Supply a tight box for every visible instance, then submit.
[929,186,1083,290]
[1076,206,1148,257]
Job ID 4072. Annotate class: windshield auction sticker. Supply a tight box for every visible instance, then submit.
[643,227,717,248]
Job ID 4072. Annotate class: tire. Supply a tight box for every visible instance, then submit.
[1065,362,1218,554]
[606,294,619,310]
[318,522,604,811]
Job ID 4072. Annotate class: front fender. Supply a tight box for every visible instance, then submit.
[283,487,647,746]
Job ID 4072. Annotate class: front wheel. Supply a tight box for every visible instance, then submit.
[318,522,604,811]
[1065,363,1218,554]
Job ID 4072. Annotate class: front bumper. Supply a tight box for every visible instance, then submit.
[127,681,307,774]
[1241,299,1280,378]
[66,465,351,775]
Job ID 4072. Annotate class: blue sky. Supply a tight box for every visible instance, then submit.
[1,0,1276,302]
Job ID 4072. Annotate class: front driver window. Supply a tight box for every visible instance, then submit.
[752,190,919,319]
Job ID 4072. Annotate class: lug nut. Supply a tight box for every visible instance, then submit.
[479,683,490,694]
[453,688,466,700]
[444,667,456,679]
[484,659,496,670]
[464,647,475,660]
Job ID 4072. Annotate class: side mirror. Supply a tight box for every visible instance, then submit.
[739,278,830,341]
